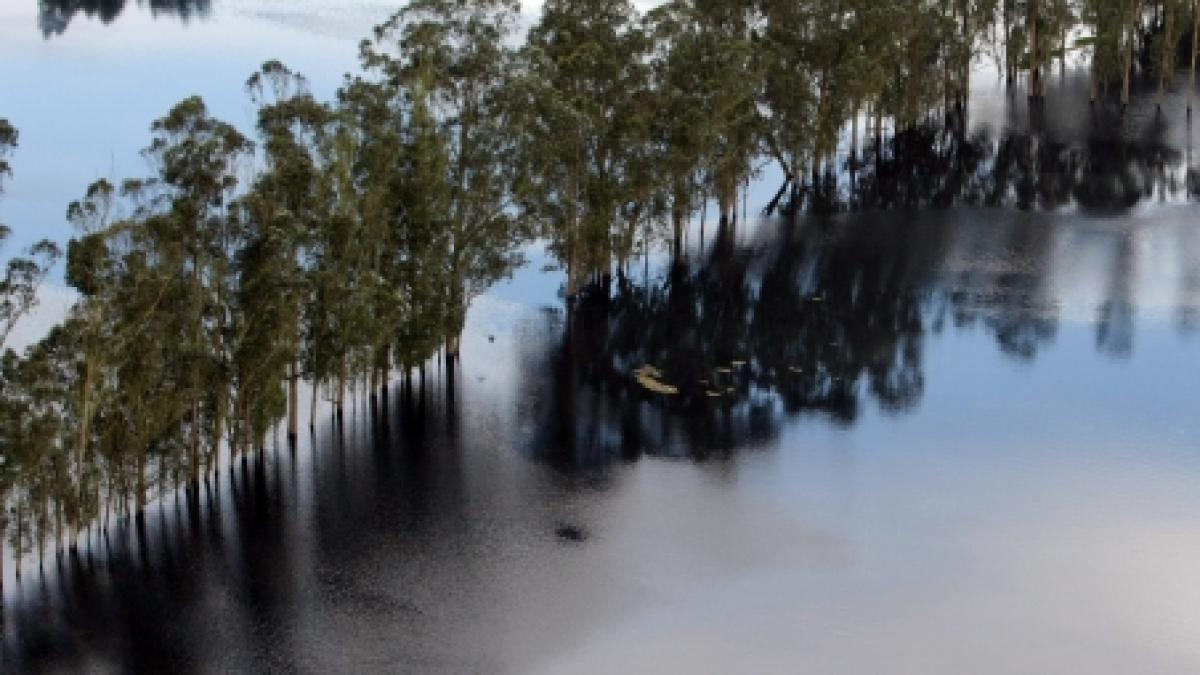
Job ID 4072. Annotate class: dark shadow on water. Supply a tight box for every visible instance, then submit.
[525,203,1195,468]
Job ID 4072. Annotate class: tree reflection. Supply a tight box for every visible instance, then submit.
[529,221,939,467]
[529,185,1190,467]
[785,118,1194,216]
[38,0,211,37]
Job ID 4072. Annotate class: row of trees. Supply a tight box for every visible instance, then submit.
[1,0,1198,577]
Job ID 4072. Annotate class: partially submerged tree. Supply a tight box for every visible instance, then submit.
[363,0,527,359]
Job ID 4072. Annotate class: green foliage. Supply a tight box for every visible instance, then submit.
[0,118,62,352]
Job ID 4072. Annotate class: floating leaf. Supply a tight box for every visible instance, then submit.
[634,368,678,395]
[633,364,664,379]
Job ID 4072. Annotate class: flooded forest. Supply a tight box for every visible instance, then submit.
[1,0,1200,671]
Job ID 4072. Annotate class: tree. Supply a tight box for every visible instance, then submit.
[244,61,331,443]
[647,0,761,241]
[0,119,62,352]
[363,0,526,360]
[140,97,252,485]
[515,0,654,295]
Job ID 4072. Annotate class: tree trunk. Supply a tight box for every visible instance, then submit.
[1190,2,1198,114]
[566,160,582,299]
[1060,2,1068,80]
[1090,41,1100,104]
[1122,0,1138,110]
[287,361,299,444]
[310,378,319,431]
[1159,3,1174,108]
[1004,0,1015,86]
[851,102,860,167]
[1029,0,1042,98]
[335,372,345,420]
[136,451,146,514]
[190,397,201,483]
[671,206,684,260]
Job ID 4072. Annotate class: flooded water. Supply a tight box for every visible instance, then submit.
[3,2,1200,673]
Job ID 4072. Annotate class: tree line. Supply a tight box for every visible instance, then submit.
[1,0,1198,578]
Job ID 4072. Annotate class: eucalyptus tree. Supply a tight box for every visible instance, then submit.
[386,74,455,373]
[759,0,922,206]
[756,0,818,201]
[328,76,406,402]
[362,0,526,360]
[95,205,194,511]
[0,119,62,352]
[516,0,653,295]
[1078,0,1130,103]
[1150,0,1192,107]
[945,0,999,106]
[244,61,332,443]
[0,335,63,569]
[61,179,118,540]
[140,97,253,483]
[646,0,761,239]
[1118,0,1143,108]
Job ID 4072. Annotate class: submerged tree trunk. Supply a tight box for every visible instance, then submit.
[136,451,147,514]
[310,378,319,431]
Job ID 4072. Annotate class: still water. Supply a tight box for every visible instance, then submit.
[2,2,1200,673]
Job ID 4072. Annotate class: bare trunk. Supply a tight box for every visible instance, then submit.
[1190,3,1198,114]
[1029,0,1042,98]
[1004,0,1015,86]
[1090,42,1099,104]
[1059,1,1068,80]
[335,372,345,420]
[310,377,319,431]
[734,176,744,223]
[136,451,146,514]
[1122,0,1138,109]
[1159,4,1174,108]
[190,397,201,482]
[874,105,883,152]
[565,163,582,298]
[850,105,859,166]
[287,361,299,443]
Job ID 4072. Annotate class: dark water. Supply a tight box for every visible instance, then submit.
[3,2,1200,673]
